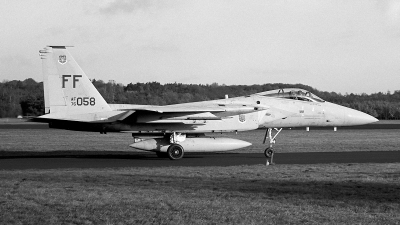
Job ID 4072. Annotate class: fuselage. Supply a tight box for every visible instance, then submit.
[46,88,377,133]
[83,88,377,133]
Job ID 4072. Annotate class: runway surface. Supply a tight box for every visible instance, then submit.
[1,151,399,170]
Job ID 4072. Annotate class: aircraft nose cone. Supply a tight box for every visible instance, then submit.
[345,108,378,126]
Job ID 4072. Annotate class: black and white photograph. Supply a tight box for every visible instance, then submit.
[1,0,399,224]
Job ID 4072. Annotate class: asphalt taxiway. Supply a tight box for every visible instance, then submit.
[1,151,399,170]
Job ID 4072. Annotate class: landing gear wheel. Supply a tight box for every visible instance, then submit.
[156,152,167,158]
[264,147,274,158]
[167,144,184,160]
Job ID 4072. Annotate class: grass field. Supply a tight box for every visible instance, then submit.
[1,126,400,224]
[1,164,399,224]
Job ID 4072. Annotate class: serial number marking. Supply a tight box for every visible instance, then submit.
[71,97,96,106]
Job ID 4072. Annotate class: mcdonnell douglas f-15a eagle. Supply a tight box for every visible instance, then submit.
[35,46,378,160]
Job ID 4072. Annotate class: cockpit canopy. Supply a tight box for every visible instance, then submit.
[254,88,325,103]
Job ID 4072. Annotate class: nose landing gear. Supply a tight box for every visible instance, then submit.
[263,128,282,164]
[264,147,274,158]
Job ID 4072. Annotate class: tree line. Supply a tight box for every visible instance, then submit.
[1,78,399,119]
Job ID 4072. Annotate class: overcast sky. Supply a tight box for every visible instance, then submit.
[0,0,399,94]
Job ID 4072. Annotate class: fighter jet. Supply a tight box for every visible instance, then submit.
[36,46,378,160]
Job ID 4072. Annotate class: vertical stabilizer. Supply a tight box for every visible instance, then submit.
[39,46,111,117]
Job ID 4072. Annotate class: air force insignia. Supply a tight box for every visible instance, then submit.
[238,114,246,123]
[58,55,67,64]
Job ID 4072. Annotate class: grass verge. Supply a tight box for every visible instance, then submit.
[1,163,399,224]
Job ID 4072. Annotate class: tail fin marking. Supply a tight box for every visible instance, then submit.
[40,46,111,118]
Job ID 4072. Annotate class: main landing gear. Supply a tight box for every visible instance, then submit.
[263,128,283,164]
[155,143,184,160]
[167,144,184,160]
[156,132,185,160]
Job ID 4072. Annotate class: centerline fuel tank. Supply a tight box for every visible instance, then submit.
[129,137,251,152]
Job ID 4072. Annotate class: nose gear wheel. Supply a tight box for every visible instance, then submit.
[264,147,274,158]
[262,128,282,164]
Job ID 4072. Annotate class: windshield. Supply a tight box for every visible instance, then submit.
[255,88,325,103]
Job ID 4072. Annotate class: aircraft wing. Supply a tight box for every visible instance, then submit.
[121,105,225,113]
[113,103,267,113]
[115,104,269,122]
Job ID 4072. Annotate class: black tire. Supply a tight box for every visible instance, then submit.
[264,147,274,158]
[167,144,184,160]
[155,152,167,158]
